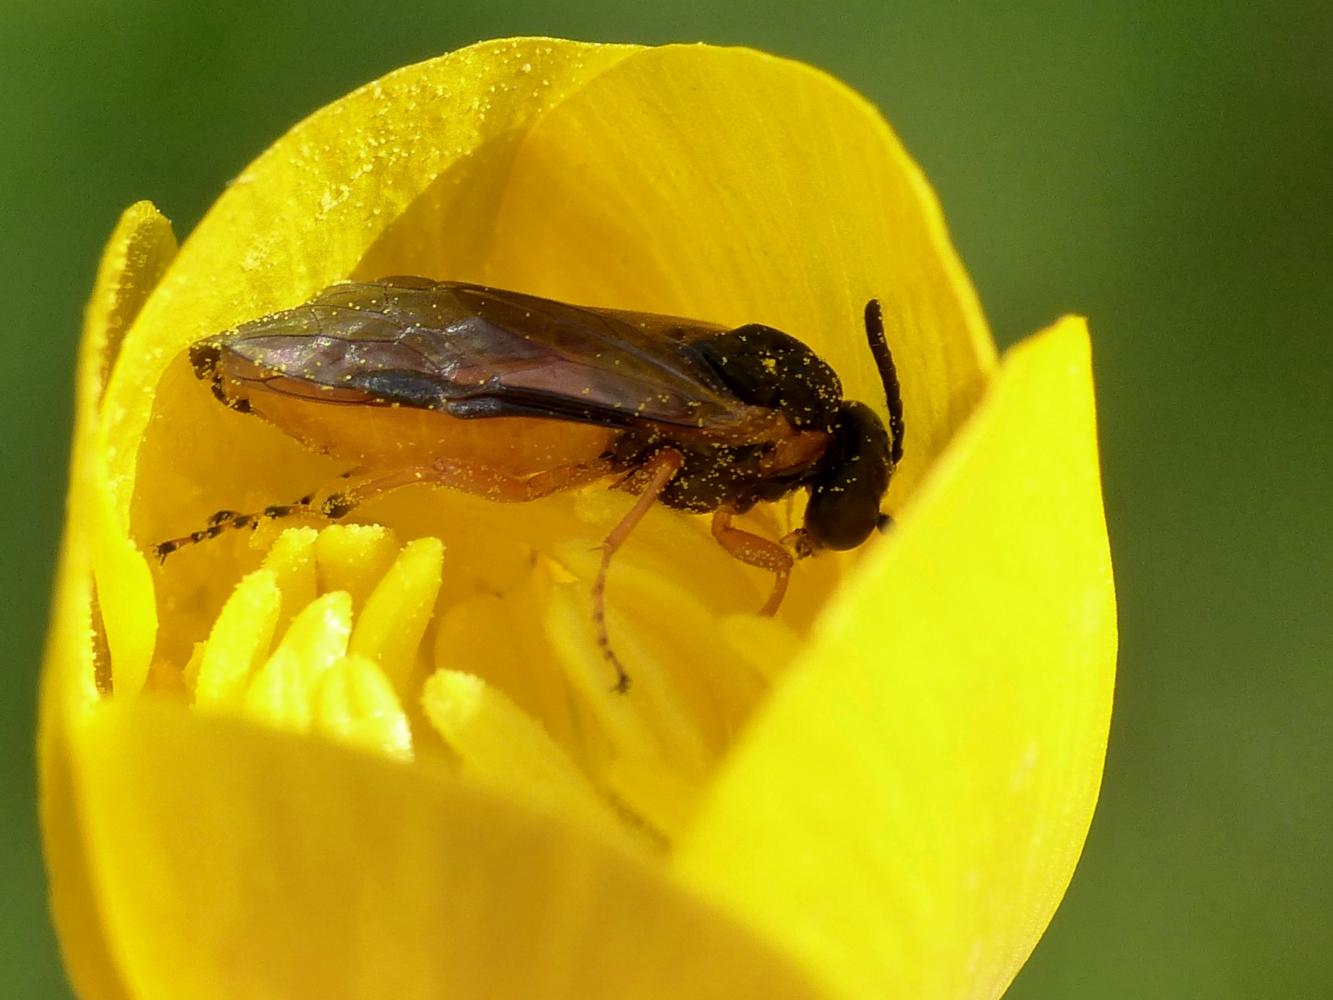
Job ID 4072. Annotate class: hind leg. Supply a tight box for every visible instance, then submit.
[152,488,326,562]
[152,458,617,562]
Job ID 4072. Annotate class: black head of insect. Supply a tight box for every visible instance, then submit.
[689,300,903,556]
[799,300,904,552]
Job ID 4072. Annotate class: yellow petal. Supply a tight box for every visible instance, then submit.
[83,204,176,696]
[41,201,175,1000]
[675,318,1116,1000]
[67,700,827,1000]
[45,38,1100,1000]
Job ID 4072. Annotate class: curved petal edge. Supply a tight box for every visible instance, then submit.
[675,317,1116,1000]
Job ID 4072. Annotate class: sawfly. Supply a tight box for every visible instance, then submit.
[158,278,905,691]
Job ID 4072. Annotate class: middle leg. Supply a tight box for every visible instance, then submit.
[592,448,685,693]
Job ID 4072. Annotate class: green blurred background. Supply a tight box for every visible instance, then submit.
[3,2,1329,996]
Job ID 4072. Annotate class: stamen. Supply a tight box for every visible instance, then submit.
[717,613,802,684]
[601,753,698,844]
[259,526,318,634]
[244,647,313,733]
[421,669,626,841]
[348,537,443,694]
[545,580,707,773]
[314,523,401,611]
[194,533,416,758]
[315,654,413,760]
[192,569,281,709]
[432,587,589,765]
[158,503,806,845]
[276,591,353,688]
[544,578,713,843]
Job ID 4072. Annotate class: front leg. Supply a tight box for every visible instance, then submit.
[711,508,794,616]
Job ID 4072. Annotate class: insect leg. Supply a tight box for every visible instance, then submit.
[314,459,616,521]
[154,458,619,564]
[592,448,685,693]
[153,465,389,562]
[423,457,616,503]
[711,509,794,616]
[315,456,623,522]
[153,490,320,562]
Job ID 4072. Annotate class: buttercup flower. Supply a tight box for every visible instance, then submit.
[42,39,1115,1000]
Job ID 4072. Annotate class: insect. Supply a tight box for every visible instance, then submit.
[158,278,904,691]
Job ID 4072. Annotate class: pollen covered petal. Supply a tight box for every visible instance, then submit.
[42,200,175,1000]
[65,699,829,1000]
[84,202,177,697]
[675,318,1116,1000]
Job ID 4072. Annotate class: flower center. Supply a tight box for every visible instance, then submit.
[154,484,824,849]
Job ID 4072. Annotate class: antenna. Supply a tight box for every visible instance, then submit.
[863,300,904,466]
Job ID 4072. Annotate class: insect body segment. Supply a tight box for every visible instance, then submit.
[168,279,904,690]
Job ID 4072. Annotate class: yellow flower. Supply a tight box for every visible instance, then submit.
[41,38,1115,1000]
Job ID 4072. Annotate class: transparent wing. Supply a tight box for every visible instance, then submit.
[205,278,765,433]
